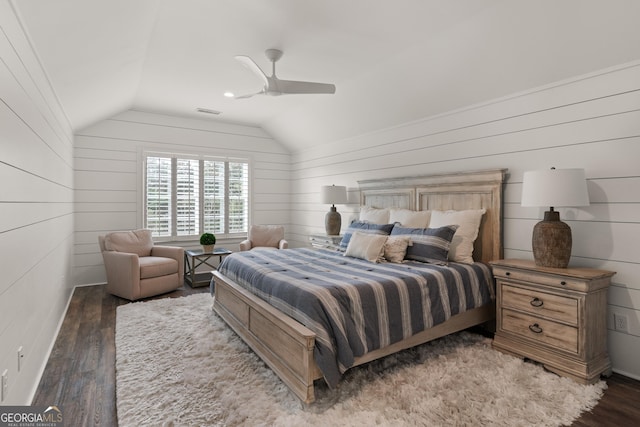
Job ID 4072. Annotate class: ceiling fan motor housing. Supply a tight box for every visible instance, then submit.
[265,48,283,62]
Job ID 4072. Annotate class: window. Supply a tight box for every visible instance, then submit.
[144,154,249,239]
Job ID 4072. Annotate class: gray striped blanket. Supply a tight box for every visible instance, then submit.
[216,248,495,387]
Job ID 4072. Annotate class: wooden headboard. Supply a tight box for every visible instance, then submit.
[358,169,508,263]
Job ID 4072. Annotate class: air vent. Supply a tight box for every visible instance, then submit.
[196,108,221,115]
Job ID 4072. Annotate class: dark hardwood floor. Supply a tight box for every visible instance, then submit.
[33,284,640,426]
[32,284,209,426]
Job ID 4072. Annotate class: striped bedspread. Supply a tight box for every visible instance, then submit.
[216,248,495,387]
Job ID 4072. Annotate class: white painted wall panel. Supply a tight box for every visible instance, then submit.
[291,60,640,379]
[0,1,74,404]
[74,170,136,191]
[609,332,640,378]
[74,189,137,203]
[0,101,72,183]
[74,157,137,173]
[75,202,136,213]
[75,146,137,161]
[78,116,284,156]
[116,110,272,139]
[74,212,139,233]
[0,164,72,202]
[0,203,73,234]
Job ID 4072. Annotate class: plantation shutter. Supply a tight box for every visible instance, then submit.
[203,160,225,234]
[175,159,200,236]
[145,156,172,237]
[228,162,249,233]
[144,154,249,238]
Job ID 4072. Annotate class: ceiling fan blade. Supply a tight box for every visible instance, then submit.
[234,90,264,99]
[234,55,269,87]
[276,79,336,95]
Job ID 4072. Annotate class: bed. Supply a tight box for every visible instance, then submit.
[212,169,507,403]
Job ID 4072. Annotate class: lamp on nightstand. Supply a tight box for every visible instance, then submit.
[521,167,590,268]
[321,185,348,236]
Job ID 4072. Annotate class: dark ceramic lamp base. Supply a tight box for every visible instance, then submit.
[325,206,342,236]
[532,210,572,268]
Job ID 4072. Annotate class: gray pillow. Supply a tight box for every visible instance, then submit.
[339,221,394,251]
[390,225,459,265]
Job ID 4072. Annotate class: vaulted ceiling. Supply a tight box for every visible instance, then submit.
[13,0,640,152]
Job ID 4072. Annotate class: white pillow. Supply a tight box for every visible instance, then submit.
[383,235,411,263]
[389,208,431,228]
[428,209,486,263]
[359,206,390,224]
[344,232,388,263]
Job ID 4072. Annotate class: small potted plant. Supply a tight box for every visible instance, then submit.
[200,232,216,253]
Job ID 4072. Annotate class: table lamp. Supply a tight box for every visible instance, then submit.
[521,167,589,268]
[321,185,348,235]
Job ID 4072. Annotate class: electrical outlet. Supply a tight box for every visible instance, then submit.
[18,346,24,372]
[1,369,7,402]
[613,313,629,333]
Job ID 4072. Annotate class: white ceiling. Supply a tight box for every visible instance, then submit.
[13,0,640,152]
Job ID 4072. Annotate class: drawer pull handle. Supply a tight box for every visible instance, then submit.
[560,281,567,286]
[530,297,544,307]
[529,323,543,334]
[505,271,511,276]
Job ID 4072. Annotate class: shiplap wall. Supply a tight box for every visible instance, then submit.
[290,61,640,379]
[73,110,291,286]
[0,1,74,404]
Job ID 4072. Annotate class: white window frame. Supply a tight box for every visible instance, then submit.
[142,150,251,241]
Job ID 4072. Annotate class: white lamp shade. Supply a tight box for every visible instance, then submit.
[321,185,348,205]
[521,168,589,208]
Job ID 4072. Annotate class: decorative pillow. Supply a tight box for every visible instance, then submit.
[339,221,394,251]
[390,225,459,265]
[104,229,153,257]
[358,206,390,224]
[344,232,388,263]
[389,208,431,228]
[383,235,412,263]
[429,209,486,263]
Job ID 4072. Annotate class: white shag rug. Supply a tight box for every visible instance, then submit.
[115,293,606,427]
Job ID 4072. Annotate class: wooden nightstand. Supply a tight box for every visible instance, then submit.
[491,259,615,384]
[309,234,343,250]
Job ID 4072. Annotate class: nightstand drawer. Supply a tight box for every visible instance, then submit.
[493,266,588,291]
[501,284,578,325]
[501,308,578,353]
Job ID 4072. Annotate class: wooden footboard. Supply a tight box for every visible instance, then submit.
[212,270,322,403]
[212,270,495,403]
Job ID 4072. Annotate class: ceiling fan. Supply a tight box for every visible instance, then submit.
[233,49,336,99]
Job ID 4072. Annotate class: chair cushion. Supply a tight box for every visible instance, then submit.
[139,256,179,279]
[249,225,284,248]
[104,229,153,256]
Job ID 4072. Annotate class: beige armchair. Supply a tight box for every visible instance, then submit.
[98,229,184,301]
[240,225,288,251]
